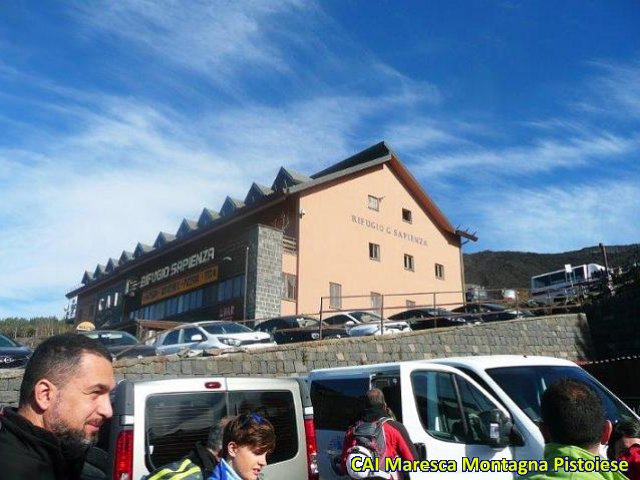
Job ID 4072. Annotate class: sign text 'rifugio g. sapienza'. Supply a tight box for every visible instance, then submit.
[139,247,215,288]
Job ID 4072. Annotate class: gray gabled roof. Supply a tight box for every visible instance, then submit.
[105,258,119,273]
[94,264,106,278]
[271,167,312,192]
[244,182,274,205]
[154,232,176,248]
[134,243,154,258]
[81,271,94,285]
[220,196,245,216]
[198,208,220,228]
[119,250,134,265]
[176,218,198,238]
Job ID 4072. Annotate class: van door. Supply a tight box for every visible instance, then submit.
[400,363,514,480]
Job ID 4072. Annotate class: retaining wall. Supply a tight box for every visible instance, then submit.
[0,314,590,407]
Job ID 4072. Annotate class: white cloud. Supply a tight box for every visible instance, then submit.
[465,179,640,253]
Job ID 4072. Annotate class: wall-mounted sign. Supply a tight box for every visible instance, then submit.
[351,215,428,247]
[139,247,215,289]
[141,265,219,306]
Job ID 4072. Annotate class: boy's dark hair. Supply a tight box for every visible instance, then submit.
[609,418,640,458]
[221,413,276,458]
[541,379,605,448]
[19,333,112,405]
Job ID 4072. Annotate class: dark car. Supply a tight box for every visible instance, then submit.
[450,303,534,322]
[253,316,347,344]
[79,330,158,360]
[388,307,477,330]
[0,334,32,368]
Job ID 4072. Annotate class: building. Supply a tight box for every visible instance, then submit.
[66,142,476,329]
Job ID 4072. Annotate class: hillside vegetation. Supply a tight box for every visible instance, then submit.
[464,244,640,289]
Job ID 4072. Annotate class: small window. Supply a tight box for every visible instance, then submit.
[406,300,416,308]
[371,292,382,310]
[402,208,412,223]
[368,195,380,211]
[435,263,445,280]
[282,273,297,301]
[404,254,414,271]
[329,282,342,309]
[113,292,119,307]
[369,242,381,261]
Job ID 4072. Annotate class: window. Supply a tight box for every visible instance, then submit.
[406,300,416,308]
[402,208,412,223]
[329,282,342,309]
[404,254,415,271]
[368,195,380,211]
[369,242,381,261]
[282,273,297,301]
[435,263,445,279]
[113,292,119,307]
[370,292,382,310]
[311,377,371,431]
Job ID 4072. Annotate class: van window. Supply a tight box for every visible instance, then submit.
[487,365,635,423]
[412,371,464,442]
[145,390,298,471]
[228,390,298,464]
[311,377,370,430]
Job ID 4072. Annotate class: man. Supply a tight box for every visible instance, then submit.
[526,378,628,480]
[0,333,116,480]
[146,417,230,479]
[206,413,276,480]
[341,388,417,480]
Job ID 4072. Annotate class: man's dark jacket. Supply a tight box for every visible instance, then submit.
[0,407,87,480]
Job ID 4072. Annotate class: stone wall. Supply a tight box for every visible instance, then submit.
[0,314,590,407]
[248,225,283,320]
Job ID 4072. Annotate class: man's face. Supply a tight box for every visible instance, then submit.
[45,352,116,448]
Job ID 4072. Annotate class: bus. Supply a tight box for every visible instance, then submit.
[530,263,605,304]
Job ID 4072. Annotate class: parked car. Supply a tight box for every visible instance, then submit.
[324,311,411,337]
[154,320,276,355]
[0,334,31,368]
[95,376,316,480]
[388,307,478,330]
[79,330,158,360]
[450,302,534,322]
[254,316,347,344]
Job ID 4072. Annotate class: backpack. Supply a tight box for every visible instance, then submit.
[345,418,392,479]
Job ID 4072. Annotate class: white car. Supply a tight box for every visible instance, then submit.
[323,311,411,337]
[154,320,276,355]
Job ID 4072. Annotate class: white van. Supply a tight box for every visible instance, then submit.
[309,355,638,480]
[94,376,317,480]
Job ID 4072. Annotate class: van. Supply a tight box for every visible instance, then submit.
[309,355,638,480]
[96,376,317,480]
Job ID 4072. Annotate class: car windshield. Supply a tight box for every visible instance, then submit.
[87,332,138,347]
[0,335,19,348]
[350,312,383,323]
[202,323,252,335]
[487,365,635,423]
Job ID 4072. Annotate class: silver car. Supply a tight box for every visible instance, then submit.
[154,320,276,355]
[323,311,411,337]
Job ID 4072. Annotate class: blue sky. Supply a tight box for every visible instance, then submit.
[1,1,639,318]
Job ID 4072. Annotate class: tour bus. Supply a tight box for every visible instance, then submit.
[530,263,605,304]
[309,355,638,480]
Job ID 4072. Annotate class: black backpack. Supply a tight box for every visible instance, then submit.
[348,417,389,464]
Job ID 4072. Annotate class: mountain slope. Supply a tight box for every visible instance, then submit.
[463,244,640,289]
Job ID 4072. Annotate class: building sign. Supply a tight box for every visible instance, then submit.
[141,265,219,306]
[139,247,215,289]
[351,215,428,247]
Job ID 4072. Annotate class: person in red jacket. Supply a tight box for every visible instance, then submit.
[609,419,640,480]
[341,388,417,480]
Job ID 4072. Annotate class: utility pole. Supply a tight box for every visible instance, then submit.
[599,242,614,296]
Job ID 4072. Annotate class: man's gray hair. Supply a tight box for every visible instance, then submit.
[366,388,386,408]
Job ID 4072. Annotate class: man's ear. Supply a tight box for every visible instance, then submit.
[600,420,613,445]
[32,379,57,412]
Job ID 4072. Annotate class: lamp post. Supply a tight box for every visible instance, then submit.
[243,245,249,321]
